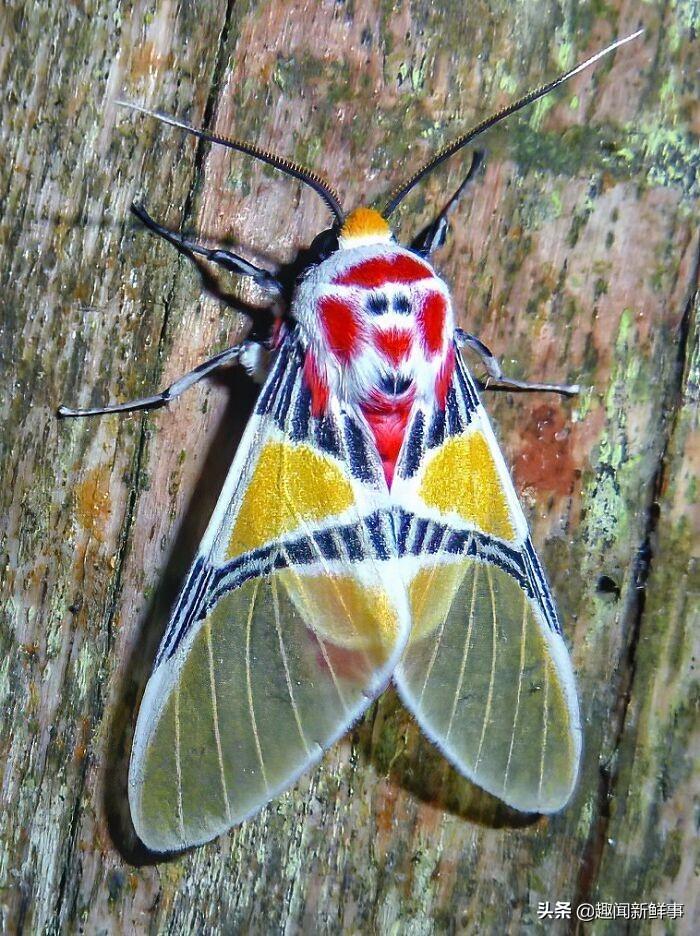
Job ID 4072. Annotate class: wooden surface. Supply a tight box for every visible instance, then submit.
[1,1,697,932]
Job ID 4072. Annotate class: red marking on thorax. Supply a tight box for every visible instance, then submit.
[417,291,446,355]
[373,327,412,365]
[334,254,432,289]
[361,390,415,487]
[303,351,329,417]
[318,295,362,363]
[308,248,453,487]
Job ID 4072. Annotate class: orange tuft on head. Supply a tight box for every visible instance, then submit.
[339,207,391,245]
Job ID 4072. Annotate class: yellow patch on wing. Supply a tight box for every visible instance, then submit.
[227,441,354,558]
[280,568,400,663]
[408,560,468,643]
[419,431,516,541]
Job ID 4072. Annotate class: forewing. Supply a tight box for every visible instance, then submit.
[129,334,408,851]
[391,346,581,812]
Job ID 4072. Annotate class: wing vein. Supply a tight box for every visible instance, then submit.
[280,560,351,712]
[446,562,480,740]
[205,619,231,820]
[271,568,311,756]
[503,591,528,795]
[246,577,269,790]
[417,526,461,706]
[475,565,498,770]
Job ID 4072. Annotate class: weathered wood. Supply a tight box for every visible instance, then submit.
[1,1,697,932]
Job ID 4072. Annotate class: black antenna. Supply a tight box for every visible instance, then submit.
[117,101,345,225]
[384,29,644,217]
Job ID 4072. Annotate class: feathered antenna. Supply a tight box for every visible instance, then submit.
[116,101,345,224]
[383,29,644,217]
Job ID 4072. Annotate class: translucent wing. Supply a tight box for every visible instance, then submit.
[391,346,581,812]
[129,334,409,851]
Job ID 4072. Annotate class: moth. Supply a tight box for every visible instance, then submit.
[60,32,642,851]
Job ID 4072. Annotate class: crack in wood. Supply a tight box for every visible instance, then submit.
[46,4,240,929]
[571,239,700,928]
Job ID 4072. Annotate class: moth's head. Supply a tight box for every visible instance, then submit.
[298,207,392,272]
[338,207,392,249]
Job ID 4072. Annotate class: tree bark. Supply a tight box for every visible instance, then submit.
[1,0,697,932]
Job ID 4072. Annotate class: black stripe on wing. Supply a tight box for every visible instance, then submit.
[158,508,396,663]
[522,536,561,634]
[255,334,296,415]
[396,338,480,481]
[265,330,385,486]
[392,510,561,637]
[156,556,214,667]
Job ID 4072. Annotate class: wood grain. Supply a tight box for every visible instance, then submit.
[1,1,697,932]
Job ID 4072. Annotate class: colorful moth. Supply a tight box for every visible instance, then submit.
[60,32,642,851]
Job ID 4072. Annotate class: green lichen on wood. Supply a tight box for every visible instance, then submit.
[594,294,699,920]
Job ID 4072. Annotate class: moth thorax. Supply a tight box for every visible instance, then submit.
[339,207,392,248]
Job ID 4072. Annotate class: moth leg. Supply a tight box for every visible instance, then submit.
[131,203,282,293]
[410,150,484,257]
[455,328,580,397]
[58,342,252,418]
